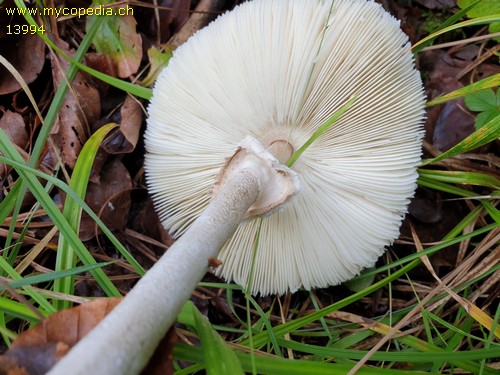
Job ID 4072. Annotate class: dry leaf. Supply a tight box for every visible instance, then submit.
[0,33,45,95]
[86,12,142,78]
[84,52,118,94]
[408,187,442,223]
[79,158,133,240]
[0,297,177,374]
[49,38,101,168]
[167,0,226,49]
[0,109,28,179]
[0,298,121,375]
[136,0,190,43]
[102,96,143,154]
[421,50,476,151]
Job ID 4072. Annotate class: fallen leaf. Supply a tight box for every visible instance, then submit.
[85,52,118,93]
[408,187,442,223]
[140,47,172,87]
[79,158,133,240]
[0,298,121,375]
[421,50,476,151]
[157,0,191,43]
[433,97,475,151]
[102,95,143,154]
[86,1,142,78]
[0,110,28,148]
[0,109,28,179]
[0,297,177,374]
[135,0,190,43]
[140,326,177,375]
[167,0,228,49]
[131,194,173,248]
[414,0,455,9]
[0,31,45,95]
[0,342,67,375]
[49,38,101,168]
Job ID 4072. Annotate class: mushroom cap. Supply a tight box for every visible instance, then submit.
[145,0,426,295]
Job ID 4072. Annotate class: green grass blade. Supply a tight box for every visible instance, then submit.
[12,0,100,167]
[47,47,152,99]
[482,201,500,224]
[54,123,118,310]
[357,224,495,279]
[412,14,500,51]
[295,308,497,374]
[0,256,54,315]
[240,222,494,349]
[0,296,41,323]
[0,154,146,277]
[13,0,151,99]
[422,115,500,165]
[0,130,120,298]
[0,181,21,228]
[426,74,500,106]
[174,343,435,375]
[277,338,500,365]
[0,0,107,277]
[418,175,481,197]
[412,0,481,53]
[2,262,113,291]
[246,295,281,355]
[241,261,419,349]
[286,97,357,167]
[0,314,16,344]
[190,301,244,375]
[417,169,500,189]
[427,311,490,344]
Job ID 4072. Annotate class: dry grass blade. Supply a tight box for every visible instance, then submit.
[15,226,58,274]
[0,279,45,320]
[0,55,44,123]
[413,227,500,338]
[348,226,499,373]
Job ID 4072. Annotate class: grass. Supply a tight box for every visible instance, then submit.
[0,1,499,374]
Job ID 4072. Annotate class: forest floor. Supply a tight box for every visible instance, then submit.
[0,0,498,374]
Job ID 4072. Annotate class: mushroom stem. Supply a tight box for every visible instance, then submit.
[48,169,262,375]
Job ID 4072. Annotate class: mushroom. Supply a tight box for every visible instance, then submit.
[145,0,426,295]
[48,0,425,374]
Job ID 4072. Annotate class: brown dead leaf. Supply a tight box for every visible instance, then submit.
[408,187,442,223]
[79,158,133,240]
[0,109,28,179]
[84,52,117,94]
[131,195,173,248]
[102,96,143,154]
[0,297,177,374]
[0,110,28,148]
[158,0,191,43]
[0,342,66,375]
[167,0,228,49]
[49,38,101,169]
[0,298,121,375]
[413,0,455,9]
[136,0,190,43]
[0,33,45,95]
[86,12,142,78]
[432,97,475,151]
[421,50,476,151]
[140,326,177,375]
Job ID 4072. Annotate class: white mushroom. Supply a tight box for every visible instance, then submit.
[145,0,426,295]
[48,1,425,374]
